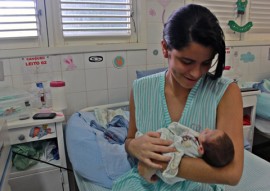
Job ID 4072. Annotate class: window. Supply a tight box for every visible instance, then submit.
[244,0,270,41]
[188,0,270,42]
[49,0,138,47]
[60,0,133,37]
[188,0,241,41]
[0,0,48,49]
[0,0,37,38]
[0,0,140,50]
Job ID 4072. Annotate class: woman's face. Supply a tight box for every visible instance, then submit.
[164,41,214,89]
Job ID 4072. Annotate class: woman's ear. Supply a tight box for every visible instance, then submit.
[198,144,204,155]
[161,40,169,58]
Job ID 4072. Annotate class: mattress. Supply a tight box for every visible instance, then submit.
[74,150,270,191]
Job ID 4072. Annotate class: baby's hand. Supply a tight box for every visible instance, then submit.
[138,161,159,183]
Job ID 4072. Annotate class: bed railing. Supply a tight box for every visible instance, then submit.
[80,101,129,112]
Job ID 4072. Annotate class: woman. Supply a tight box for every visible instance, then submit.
[113,4,243,191]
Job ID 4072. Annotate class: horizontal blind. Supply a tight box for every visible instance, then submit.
[60,0,133,37]
[191,0,238,35]
[0,0,38,38]
[248,0,270,34]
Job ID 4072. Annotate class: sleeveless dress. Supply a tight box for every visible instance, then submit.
[112,71,233,191]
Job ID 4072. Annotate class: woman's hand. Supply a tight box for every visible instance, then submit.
[128,131,176,169]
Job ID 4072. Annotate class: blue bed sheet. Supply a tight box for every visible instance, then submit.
[65,112,131,189]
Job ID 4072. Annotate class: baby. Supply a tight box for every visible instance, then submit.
[136,122,235,184]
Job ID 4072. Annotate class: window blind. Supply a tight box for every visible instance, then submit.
[0,0,38,39]
[248,0,270,34]
[60,0,133,37]
[191,0,238,36]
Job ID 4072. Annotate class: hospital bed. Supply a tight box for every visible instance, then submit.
[65,101,270,191]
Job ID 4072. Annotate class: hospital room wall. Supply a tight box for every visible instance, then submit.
[0,1,270,120]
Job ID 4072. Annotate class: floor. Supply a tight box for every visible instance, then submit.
[252,128,270,162]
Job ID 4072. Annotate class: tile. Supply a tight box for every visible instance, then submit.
[61,54,84,71]
[50,55,62,72]
[36,72,53,83]
[85,68,107,91]
[146,1,163,23]
[2,59,11,76]
[126,50,147,66]
[147,23,163,44]
[107,67,128,89]
[66,92,87,116]
[147,43,164,65]
[37,71,62,83]
[22,73,38,84]
[10,58,24,75]
[260,46,270,71]
[106,51,127,68]
[108,87,128,104]
[0,76,12,88]
[165,2,185,21]
[232,47,250,80]
[62,70,86,93]
[127,65,146,88]
[84,52,106,69]
[86,90,108,107]
[11,75,25,89]
[147,64,166,70]
[252,72,270,82]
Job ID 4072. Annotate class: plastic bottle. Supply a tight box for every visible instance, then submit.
[50,81,67,111]
[36,82,46,108]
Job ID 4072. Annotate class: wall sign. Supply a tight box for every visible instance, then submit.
[89,56,103,62]
[113,56,125,68]
[24,56,48,66]
[22,56,49,74]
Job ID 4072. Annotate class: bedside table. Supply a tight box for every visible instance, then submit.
[7,111,70,191]
[0,120,12,191]
[241,90,260,151]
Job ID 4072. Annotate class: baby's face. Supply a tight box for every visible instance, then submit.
[198,128,223,144]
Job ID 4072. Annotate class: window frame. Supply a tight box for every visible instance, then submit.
[0,0,48,50]
[47,0,140,47]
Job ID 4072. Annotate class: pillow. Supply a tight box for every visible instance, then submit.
[136,67,167,79]
[94,108,128,127]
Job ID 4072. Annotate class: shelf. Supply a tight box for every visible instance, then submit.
[10,158,61,178]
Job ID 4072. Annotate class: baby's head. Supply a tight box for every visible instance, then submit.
[198,128,234,167]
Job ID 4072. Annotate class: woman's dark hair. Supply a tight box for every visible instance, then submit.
[163,4,225,79]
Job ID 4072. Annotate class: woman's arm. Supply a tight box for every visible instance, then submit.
[177,83,244,185]
[125,89,176,169]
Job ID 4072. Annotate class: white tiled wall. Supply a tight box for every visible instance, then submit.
[0,0,270,120]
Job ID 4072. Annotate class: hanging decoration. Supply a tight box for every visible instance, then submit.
[157,0,172,24]
[236,0,248,15]
[228,20,253,33]
[228,0,253,33]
